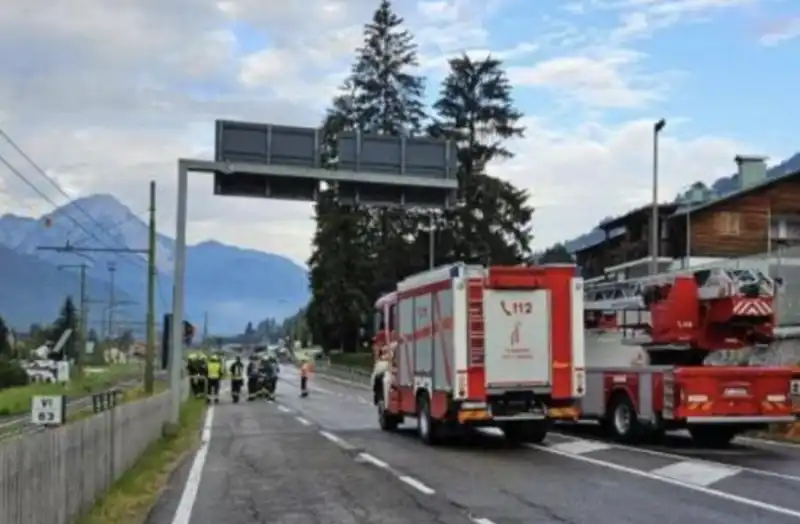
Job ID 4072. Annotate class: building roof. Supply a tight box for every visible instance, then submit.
[671,163,800,218]
[598,203,678,231]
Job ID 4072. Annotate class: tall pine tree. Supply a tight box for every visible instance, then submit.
[428,54,533,264]
[308,0,427,350]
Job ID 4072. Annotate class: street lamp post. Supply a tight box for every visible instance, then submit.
[650,118,666,275]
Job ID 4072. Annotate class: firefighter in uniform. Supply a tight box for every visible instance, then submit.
[187,353,203,397]
[246,355,260,401]
[229,356,245,402]
[261,355,279,399]
[196,354,209,398]
[206,354,223,404]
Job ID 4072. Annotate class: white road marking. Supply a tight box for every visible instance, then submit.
[529,443,800,518]
[358,452,390,469]
[319,430,353,450]
[171,405,215,524]
[470,518,497,524]
[548,440,614,455]
[296,417,312,426]
[554,431,800,484]
[277,405,292,413]
[737,435,800,450]
[650,460,741,487]
[399,475,436,495]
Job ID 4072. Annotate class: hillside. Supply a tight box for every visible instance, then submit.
[0,194,309,333]
[0,244,126,329]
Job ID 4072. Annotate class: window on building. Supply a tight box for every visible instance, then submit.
[715,212,741,236]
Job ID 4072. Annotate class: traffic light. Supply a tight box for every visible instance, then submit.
[160,315,195,370]
[183,320,195,346]
[161,314,172,370]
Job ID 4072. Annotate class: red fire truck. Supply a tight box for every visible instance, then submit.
[370,262,586,446]
[577,265,795,446]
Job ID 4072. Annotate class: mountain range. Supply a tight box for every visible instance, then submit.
[563,152,800,253]
[0,194,309,334]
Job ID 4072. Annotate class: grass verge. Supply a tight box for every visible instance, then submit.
[0,363,143,416]
[76,397,207,524]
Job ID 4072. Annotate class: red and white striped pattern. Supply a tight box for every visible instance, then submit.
[731,298,772,316]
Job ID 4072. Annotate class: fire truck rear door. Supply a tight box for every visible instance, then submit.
[483,288,551,392]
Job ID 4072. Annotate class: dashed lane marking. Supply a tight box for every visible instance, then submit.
[296,416,312,426]
[399,475,436,495]
[277,405,292,413]
[317,433,497,524]
[357,452,390,469]
[319,430,355,450]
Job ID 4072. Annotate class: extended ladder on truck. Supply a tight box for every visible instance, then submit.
[574,264,795,447]
[370,262,586,446]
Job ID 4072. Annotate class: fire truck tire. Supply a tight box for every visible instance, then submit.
[416,395,441,445]
[688,426,736,448]
[606,394,642,443]
[377,399,400,431]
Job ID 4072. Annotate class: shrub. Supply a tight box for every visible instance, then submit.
[0,359,30,390]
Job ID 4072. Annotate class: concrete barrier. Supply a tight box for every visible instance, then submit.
[0,384,188,524]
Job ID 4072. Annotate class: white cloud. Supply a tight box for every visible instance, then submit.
[508,49,664,109]
[494,116,775,248]
[759,15,800,46]
[0,0,779,269]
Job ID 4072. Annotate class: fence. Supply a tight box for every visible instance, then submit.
[0,385,188,524]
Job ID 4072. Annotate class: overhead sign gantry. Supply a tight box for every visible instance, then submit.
[167,119,459,422]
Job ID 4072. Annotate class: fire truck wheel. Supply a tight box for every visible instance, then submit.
[607,394,642,443]
[378,399,400,431]
[688,426,736,448]
[416,395,441,445]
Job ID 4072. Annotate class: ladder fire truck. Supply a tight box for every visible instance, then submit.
[576,265,796,447]
[370,263,585,446]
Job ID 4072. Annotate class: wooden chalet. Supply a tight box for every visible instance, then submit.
[670,156,800,258]
[575,155,800,280]
[574,203,677,280]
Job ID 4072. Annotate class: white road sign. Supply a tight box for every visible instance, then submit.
[31,395,66,426]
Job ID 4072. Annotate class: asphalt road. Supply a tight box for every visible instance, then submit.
[151,367,800,524]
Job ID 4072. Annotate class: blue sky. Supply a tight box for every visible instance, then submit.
[2,0,799,264]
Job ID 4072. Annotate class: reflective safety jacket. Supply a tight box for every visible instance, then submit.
[207,360,222,379]
[230,362,244,379]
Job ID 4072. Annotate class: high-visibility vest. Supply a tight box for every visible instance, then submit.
[300,362,312,378]
[207,361,222,379]
[230,363,244,378]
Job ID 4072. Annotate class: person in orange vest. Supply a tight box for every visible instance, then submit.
[299,358,313,398]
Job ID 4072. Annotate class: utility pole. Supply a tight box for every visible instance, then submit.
[107,261,117,340]
[650,118,666,275]
[37,241,151,373]
[145,181,157,393]
[57,263,88,373]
